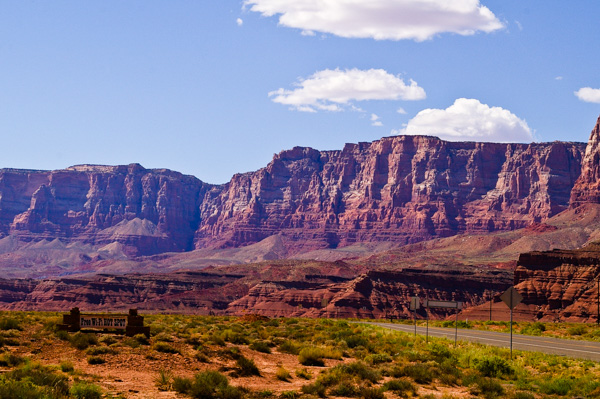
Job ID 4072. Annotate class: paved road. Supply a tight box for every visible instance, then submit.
[364,322,600,361]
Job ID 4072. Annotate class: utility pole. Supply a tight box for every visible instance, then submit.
[597,278,599,325]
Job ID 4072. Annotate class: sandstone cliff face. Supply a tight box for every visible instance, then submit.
[571,116,600,207]
[0,164,210,255]
[514,244,600,322]
[226,268,512,319]
[0,135,588,259]
[195,137,585,250]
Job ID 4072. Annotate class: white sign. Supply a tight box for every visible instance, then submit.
[80,316,127,330]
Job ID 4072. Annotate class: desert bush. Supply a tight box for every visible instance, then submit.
[301,381,327,397]
[330,381,359,397]
[0,318,21,331]
[383,379,417,396]
[70,382,103,399]
[86,346,116,356]
[0,377,47,399]
[133,333,150,345]
[364,353,392,365]
[298,347,341,367]
[567,325,587,336]
[295,368,312,380]
[59,360,74,373]
[470,377,504,399]
[153,341,179,354]
[87,356,105,365]
[345,335,368,349]
[222,329,249,345]
[278,340,301,355]
[398,363,438,384]
[99,335,118,345]
[155,369,173,391]
[70,332,98,350]
[250,340,272,354]
[175,370,241,399]
[235,356,260,376]
[279,391,298,399]
[276,366,291,381]
[335,362,381,383]
[8,362,70,396]
[474,356,513,378]
[0,352,24,367]
[538,377,574,396]
[359,387,384,399]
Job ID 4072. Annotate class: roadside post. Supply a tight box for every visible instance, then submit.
[426,300,463,346]
[409,296,420,337]
[500,286,523,359]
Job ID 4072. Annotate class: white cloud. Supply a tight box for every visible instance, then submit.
[236,18,243,26]
[575,87,600,103]
[244,0,504,41]
[371,114,383,127]
[555,76,563,81]
[269,68,426,112]
[396,107,407,114]
[396,98,533,142]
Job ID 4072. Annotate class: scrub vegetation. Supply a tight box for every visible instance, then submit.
[0,311,599,398]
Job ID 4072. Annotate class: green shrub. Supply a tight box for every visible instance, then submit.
[383,379,417,396]
[330,381,359,397]
[153,342,179,354]
[400,363,437,384]
[133,333,150,345]
[155,369,173,391]
[278,340,301,355]
[335,362,381,383]
[70,332,98,350]
[8,362,70,396]
[474,356,513,378]
[86,346,116,356]
[250,341,272,354]
[280,391,298,399]
[0,378,46,399]
[176,371,241,399]
[0,318,21,331]
[87,356,105,365]
[298,347,340,367]
[301,381,327,397]
[345,335,368,348]
[59,360,74,373]
[70,382,103,399]
[359,387,384,399]
[567,325,587,336]
[471,377,504,399]
[539,378,574,396]
[295,368,312,380]
[0,352,24,367]
[235,356,260,376]
[364,353,392,365]
[276,366,291,381]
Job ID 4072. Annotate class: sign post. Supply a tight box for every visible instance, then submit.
[426,300,463,346]
[500,287,523,359]
[409,296,420,337]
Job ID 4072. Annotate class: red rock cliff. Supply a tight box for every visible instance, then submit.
[571,116,600,207]
[195,136,585,250]
[0,164,210,255]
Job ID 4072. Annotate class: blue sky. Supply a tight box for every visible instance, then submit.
[1,1,599,183]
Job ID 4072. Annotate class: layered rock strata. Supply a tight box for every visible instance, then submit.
[199,138,585,250]
[0,136,587,257]
[514,242,600,322]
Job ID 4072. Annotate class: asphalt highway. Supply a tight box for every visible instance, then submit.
[364,322,600,361]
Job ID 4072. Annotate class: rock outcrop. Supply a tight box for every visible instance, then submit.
[513,242,600,322]
[0,135,589,259]
[0,164,210,255]
[571,116,600,207]
[195,138,585,250]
